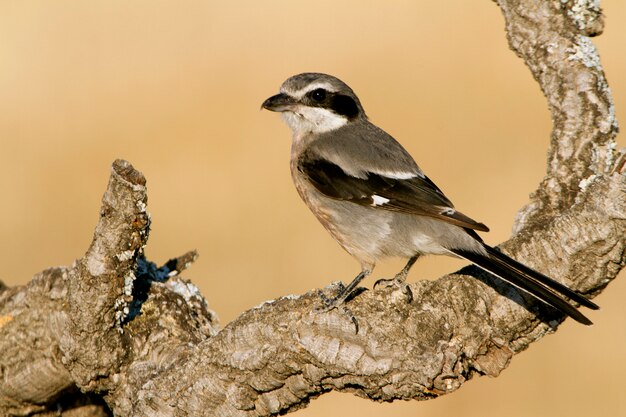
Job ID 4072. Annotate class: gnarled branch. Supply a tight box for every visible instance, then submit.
[0,1,624,416]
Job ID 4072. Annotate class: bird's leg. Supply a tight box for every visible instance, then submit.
[374,255,419,303]
[318,269,371,311]
[395,254,419,282]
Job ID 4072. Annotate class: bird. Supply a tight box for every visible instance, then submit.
[261,72,598,325]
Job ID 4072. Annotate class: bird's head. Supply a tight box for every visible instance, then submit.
[262,73,366,137]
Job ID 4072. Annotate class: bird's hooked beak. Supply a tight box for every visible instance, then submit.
[261,93,297,112]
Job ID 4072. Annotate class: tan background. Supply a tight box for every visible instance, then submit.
[1,1,624,416]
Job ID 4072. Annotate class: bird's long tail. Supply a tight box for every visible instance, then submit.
[449,244,599,325]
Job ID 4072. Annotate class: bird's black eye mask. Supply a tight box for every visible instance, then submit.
[305,88,360,120]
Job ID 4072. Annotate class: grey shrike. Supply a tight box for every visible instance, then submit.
[262,72,598,325]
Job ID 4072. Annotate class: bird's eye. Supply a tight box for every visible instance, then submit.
[310,88,326,102]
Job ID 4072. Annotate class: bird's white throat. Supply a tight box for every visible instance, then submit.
[281,106,348,136]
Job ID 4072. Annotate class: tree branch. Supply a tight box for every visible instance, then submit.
[500,0,619,230]
[0,1,624,416]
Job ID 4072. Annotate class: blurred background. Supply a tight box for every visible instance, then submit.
[1,1,624,416]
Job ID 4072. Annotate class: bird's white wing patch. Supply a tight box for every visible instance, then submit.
[371,195,390,206]
[373,170,422,180]
[440,207,456,215]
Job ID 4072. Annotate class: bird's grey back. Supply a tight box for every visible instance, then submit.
[305,118,422,179]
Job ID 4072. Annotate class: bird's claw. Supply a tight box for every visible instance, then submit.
[315,283,360,333]
[315,281,346,312]
[374,277,414,303]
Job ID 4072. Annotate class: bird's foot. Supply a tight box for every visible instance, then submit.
[316,281,346,312]
[316,282,360,333]
[373,276,413,303]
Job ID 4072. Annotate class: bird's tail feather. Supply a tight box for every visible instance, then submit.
[449,245,598,325]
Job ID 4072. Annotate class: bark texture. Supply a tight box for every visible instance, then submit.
[0,1,624,416]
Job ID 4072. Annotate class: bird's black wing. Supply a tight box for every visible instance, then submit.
[298,155,489,232]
